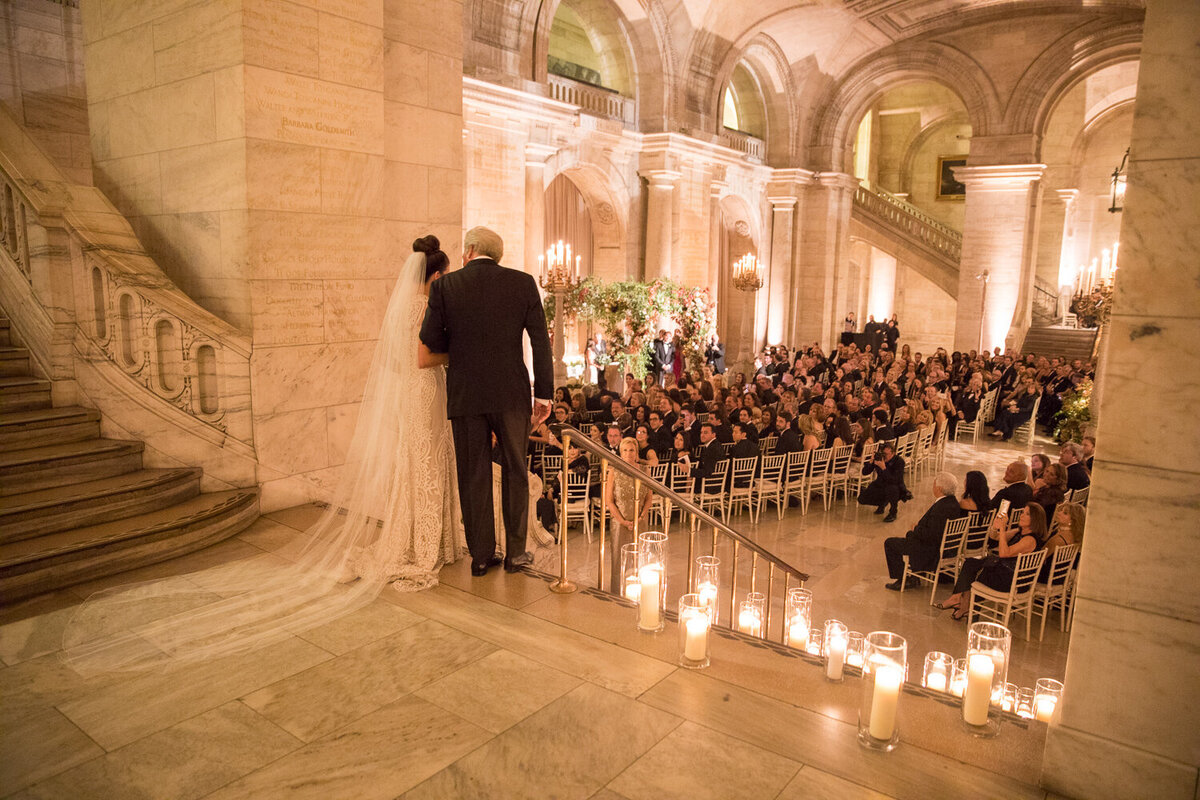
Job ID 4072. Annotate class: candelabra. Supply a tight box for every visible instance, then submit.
[731,253,763,292]
[538,241,582,387]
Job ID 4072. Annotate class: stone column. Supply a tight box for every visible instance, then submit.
[523,143,557,275]
[952,164,1045,353]
[866,248,897,320]
[1055,188,1080,318]
[1041,1,1200,797]
[765,195,796,346]
[793,172,857,350]
[642,169,681,281]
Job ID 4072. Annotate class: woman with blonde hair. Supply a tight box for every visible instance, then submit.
[797,413,821,451]
[604,437,652,592]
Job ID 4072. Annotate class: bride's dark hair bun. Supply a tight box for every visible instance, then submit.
[412,235,440,254]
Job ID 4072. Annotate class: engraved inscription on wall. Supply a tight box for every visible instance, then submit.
[246,67,383,153]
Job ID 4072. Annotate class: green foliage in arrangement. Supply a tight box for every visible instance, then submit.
[544,277,717,381]
[1053,379,1093,444]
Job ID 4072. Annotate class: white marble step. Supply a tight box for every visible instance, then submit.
[0,376,52,413]
[0,405,102,450]
[0,438,145,497]
[0,347,30,377]
[0,488,260,602]
[0,467,203,543]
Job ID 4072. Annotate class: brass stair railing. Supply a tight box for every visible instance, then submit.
[548,426,810,644]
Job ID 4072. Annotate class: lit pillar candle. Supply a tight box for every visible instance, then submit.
[638,566,661,629]
[683,615,709,661]
[963,653,995,726]
[1035,696,1056,723]
[926,670,947,693]
[788,620,808,650]
[737,608,762,636]
[698,582,718,613]
[624,576,641,603]
[868,665,904,741]
[825,633,847,680]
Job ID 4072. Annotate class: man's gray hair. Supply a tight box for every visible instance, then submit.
[1061,442,1083,460]
[933,471,958,497]
[464,226,504,261]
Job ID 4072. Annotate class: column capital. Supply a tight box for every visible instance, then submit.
[640,169,682,188]
[524,141,558,166]
[1055,188,1080,205]
[767,195,798,210]
[953,164,1046,190]
[812,171,861,192]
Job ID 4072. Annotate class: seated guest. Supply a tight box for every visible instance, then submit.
[1040,502,1086,581]
[882,472,966,590]
[797,414,822,451]
[856,441,908,522]
[872,407,895,441]
[988,377,1039,440]
[940,503,1048,619]
[634,424,659,465]
[991,461,1034,510]
[686,423,725,493]
[1028,453,1050,486]
[774,411,801,455]
[960,470,991,512]
[729,422,759,486]
[1059,442,1091,491]
[604,424,623,454]
[1081,434,1096,472]
[1034,463,1068,521]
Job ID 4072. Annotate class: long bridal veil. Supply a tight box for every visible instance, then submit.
[61,252,464,675]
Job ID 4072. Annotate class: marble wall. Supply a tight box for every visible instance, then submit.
[0,0,91,185]
[1041,0,1200,796]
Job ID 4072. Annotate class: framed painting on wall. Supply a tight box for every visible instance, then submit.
[936,156,967,200]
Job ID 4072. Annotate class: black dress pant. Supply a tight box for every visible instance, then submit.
[884,537,932,580]
[858,480,899,514]
[452,409,531,565]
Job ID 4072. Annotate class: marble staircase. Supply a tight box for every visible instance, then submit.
[1020,325,1098,361]
[0,316,260,602]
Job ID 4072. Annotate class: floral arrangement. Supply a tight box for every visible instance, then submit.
[545,277,716,380]
[1053,379,1093,444]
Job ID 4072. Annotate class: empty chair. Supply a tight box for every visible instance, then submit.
[754,454,787,522]
[969,550,1048,639]
[816,444,854,509]
[758,435,778,456]
[1032,544,1080,641]
[901,516,970,605]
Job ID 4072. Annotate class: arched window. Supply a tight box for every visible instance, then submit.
[721,64,766,140]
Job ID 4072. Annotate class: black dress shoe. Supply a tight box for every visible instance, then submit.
[504,552,533,573]
[883,511,898,523]
[884,580,903,591]
[873,505,886,515]
[471,556,502,576]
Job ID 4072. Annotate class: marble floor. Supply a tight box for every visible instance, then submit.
[0,434,1073,800]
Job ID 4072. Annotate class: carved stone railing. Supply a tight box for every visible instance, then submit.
[852,183,962,263]
[0,107,255,485]
[547,74,636,127]
[718,129,766,163]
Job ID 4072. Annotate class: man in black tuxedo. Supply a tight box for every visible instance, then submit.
[774,411,801,455]
[687,423,724,493]
[882,472,966,590]
[856,441,907,522]
[991,461,1033,510]
[1060,443,1091,491]
[420,227,553,576]
[652,330,673,387]
[728,422,760,487]
[706,335,726,374]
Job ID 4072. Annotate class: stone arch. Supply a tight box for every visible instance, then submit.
[808,42,1002,173]
[520,0,673,130]
[898,113,971,194]
[541,152,630,282]
[1004,19,1142,144]
[711,33,801,164]
[715,193,763,359]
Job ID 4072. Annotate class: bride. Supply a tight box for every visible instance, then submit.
[62,236,465,674]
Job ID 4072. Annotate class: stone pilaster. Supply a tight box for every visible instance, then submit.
[765,195,796,346]
[794,172,857,350]
[641,169,681,282]
[1041,0,1200,796]
[1054,188,1080,317]
[523,142,557,276]
[952,164,1045,353]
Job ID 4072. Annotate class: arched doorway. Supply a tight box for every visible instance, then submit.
[544,172,595,372]
[717,195,760,368]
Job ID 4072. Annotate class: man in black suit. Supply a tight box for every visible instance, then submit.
[706,334,726,374]
[420,227,553,576]
[991,461,1033,510]
[728,422,760,487]
[882,472,966,590]
[774,411,801,455]
[686,423,724,493]
[872,408,895,441]
[1060,443,1091,491]
[652,330,673,387]
[856,441,907,522]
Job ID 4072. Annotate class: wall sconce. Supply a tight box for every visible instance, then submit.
[1108,148,1130,213]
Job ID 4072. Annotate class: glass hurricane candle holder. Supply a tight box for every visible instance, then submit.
[695,556,720,623]
[1034,678,1064,723]
[823,619,849,682]
[806,627,823,657]
[962,621,1011,737]
[857,631,907,752]
[636,532,668,633]
[678,593,711,669]
[737,592,766,637]
[620,543,640,603]
[1015,687,1036,719]
[784,587,812,650]
[846,631,866,669]
[923,652,954,693]
[951,657,968,698]
[1002,682,1018,713]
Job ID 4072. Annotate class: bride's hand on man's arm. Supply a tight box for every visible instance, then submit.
[418,343,448,369]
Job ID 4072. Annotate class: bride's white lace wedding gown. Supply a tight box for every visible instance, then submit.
[62,253,464,674]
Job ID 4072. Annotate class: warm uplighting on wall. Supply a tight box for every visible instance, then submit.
[732,253,763,292]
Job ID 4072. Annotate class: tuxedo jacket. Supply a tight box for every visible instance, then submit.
[690,439,724,485]
[421,258,553,417]
[1066,462,1091,491]
[906,496,968,571]
[991,481,1033,511]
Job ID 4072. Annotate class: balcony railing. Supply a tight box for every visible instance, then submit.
[718,129,766,163]
[853,184,963,262]
[544,426,809,646]
[546,74,636,127]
